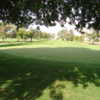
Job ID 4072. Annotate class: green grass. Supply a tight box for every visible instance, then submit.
[0,40,100,100]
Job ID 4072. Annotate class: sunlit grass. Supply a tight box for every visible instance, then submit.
[0,40,100,50]
[0,40,100,64]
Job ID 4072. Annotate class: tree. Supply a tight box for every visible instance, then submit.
[0,0,100,31]
[40,32,52,39]
[85,30,100,42]
[58,29,74,41]
[26,30,35,42]
[4,24,17,38]
[0,23,16,40]
[16,28,27,40]
[0,25,5,40]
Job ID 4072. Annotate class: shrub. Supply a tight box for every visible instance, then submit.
[58,29,74,41]
[16,28,27,40]
[40,32,52,39]
[0,26,7,40]
[73,35,84,42]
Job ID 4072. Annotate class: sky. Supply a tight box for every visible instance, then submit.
[28,22,81,36]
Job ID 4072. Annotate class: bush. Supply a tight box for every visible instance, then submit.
[86,32,100,42]
[40,32,52,39]
[4,24,17,38]
[25,30,35,41]
[58,29,74,41]
[73,35,84,42]
[16,28,27,40]
[0,26,7,40]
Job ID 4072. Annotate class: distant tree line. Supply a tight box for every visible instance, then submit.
[0,22,100,43]
[0,23,52,42]
[57,29,100,42]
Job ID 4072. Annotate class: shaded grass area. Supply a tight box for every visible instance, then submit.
[0,42,25,47]
[0,50,100,100]
[0,40,100,100]
[0,40,48,48]
[1,47,100,64]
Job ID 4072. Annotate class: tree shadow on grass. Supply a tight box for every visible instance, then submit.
[0,40,48,48]
[0,42,25,47]
[0,47,100,100]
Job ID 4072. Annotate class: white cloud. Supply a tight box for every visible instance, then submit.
[28,22,81,36]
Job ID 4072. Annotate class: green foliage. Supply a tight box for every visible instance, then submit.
[32,30,41,39]
[0,24,52,41]
[73,35,84,42]
[0,25,8,40]
[0,22,4,26]
[16,28,52,41]
[58,29,74,41]
[16,28,27,40]
[5,24,17,38]
[86,32,100,42]
[0,23,17,40]
[0,0,100,30]
[40,32,52,39]
[0,26,5,39]
[25,29,39,41]
[25,30,34,41]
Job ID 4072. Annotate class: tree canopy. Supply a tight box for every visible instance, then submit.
[0,0,100,30]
